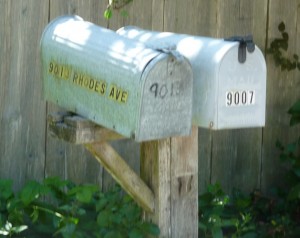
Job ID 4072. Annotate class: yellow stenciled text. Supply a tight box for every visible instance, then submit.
[108,84,128,104]
[72,71,106,95]
[49,61,71,80]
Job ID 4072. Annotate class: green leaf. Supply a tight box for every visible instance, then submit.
[287,184,300,200]
[104,231,122,238]
[20,180,49,205]
[241,232,258,238]
[199,222,208,231]
[0,179,13,200]
[104,8,113,20]
[140,223,160,236]
[278,21,285,32]
[282,32,289,41]
[44,176,70,189]
[129,228,143,238]
[288,100,300,114]
[97,210,110,227]
[55,223,76,237]
[212,227,223,238]
[11,225,28,234]
[288,100,300,126]
[68,184,99,203]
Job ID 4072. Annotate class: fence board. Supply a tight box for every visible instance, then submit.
[0,0,300,203]
[208,0,267,193]
[163,0,219,194]
[262,0,300,193]
[162,0,267,194]
[45,0,105,185]
[0,0,48,190]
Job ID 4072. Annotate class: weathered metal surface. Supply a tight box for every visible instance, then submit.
[117,26,267,130]
[40,16,193,141]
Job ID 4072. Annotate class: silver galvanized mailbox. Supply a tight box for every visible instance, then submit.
[117,27,267,130]
[40,16,193,141]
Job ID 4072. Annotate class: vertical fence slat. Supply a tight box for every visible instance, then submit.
[45,0,105,185]
[262,0,300,193]
[209,0,267,193]
[0,0,48,189]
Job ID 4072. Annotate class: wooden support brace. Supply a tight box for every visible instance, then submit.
[48,112,199,237]
[48,112,154,213]
[85,143,154,213]
[48,112,124,144]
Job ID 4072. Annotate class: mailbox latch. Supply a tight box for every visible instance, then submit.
[224,35,255,64]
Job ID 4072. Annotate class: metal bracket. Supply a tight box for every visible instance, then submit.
[224,35,255,63]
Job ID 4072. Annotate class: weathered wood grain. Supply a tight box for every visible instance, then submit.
[45,0,106,186]
[170,126,198,238]
[47,113,124,144]
[209,0,267,193]
[141,127,198,238]
[141,138,172,237]
[85,142,155,213]
[0,0,48,189]
[1,0,300,222]
[262,0,300,193]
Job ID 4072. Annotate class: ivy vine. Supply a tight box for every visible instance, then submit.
[267,21,300,71]
[104,0,133,21]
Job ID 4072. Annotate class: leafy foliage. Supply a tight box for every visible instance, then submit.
[267,22,300,71]
[199,184,256,238]
[0,177,159,237]
[199,21,300,238]
[104,0,133,20]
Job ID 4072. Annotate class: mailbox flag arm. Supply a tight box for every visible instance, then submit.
[224,35,255,63]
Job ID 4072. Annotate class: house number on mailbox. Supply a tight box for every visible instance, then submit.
[149,82,180,99]
[226,90,255,107]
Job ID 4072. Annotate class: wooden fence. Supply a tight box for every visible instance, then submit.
[1,0,300,195]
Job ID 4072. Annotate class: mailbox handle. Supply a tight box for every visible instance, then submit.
[150,44,184,62]
[224,35,255,63]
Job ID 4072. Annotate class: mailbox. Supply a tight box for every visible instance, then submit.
[40,16,193,141]
[117,27,267,130]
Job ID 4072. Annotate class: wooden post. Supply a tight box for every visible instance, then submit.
[141,126,198,238]
[48,113,198,237]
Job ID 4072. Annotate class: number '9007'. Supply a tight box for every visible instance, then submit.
[226,90,255,107]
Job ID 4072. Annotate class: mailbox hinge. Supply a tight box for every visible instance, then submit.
[224,35,255,63]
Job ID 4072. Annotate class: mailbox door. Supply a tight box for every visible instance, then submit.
[137,53,193,141]
[217,45,266,129]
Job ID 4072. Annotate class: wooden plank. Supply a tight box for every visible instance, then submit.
[209,0,267,194]
[0,0,48,189]
[163,0,268,194]
[102,0,156,190]
[85,142,155,213]
[164,0,218,36]
[141,127,199,237]
[141,138,172,237]
[45,0,105,185]
[170,126,198,238]
[262,0,300,193]
[47,113,124,144]
[163,0,219,195]
[106,0,153,30]
[152,0,164,31]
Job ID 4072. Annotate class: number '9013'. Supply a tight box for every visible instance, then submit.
[226,90,255,107]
